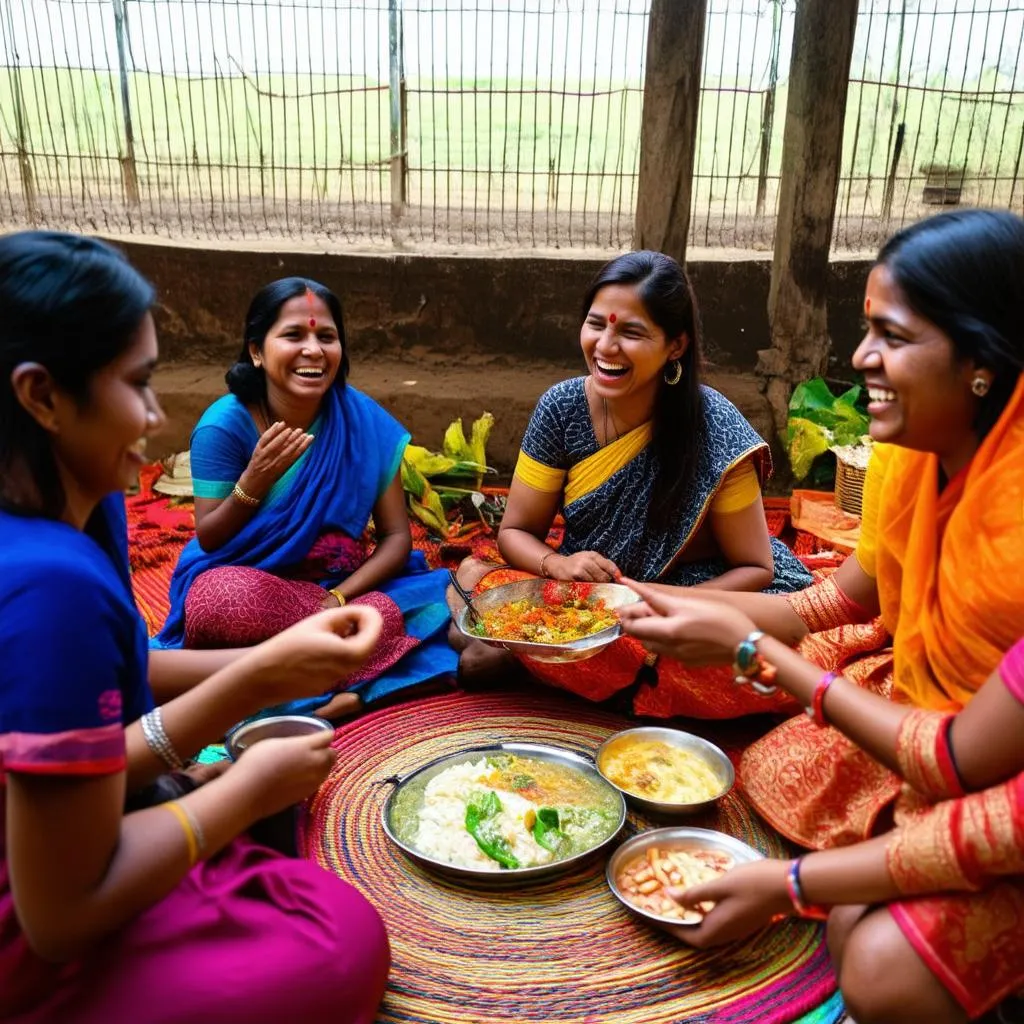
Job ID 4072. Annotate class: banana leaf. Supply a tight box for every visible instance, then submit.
[786,417,833,480]
[469,412,495,471]
[401,457,450,534]
[401,413,498,534]
[786,378,870,481]
[442,418,472,462]
[404,444,457,477]
[400,456,428,500]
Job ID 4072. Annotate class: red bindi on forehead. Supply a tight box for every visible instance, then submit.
[608,312,617,324]
[865,298,871,315]
[305,287,318,328]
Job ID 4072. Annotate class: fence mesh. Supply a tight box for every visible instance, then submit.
[0,0,1022,252]
[835,0,1024,251]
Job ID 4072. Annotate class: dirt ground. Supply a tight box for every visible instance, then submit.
[152,350,777,486]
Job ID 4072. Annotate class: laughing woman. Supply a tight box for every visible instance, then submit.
[154,278,457,716]
[625,209,1024,852]
[452,251,811,718]
[0,232,389,1022]
[619,583,1024,1024]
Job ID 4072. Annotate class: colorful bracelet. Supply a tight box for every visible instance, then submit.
[732,631,778,695]
[806,671,839,727]
[232,483,261,507]
[785,858,830,921]
[329,587,347,607]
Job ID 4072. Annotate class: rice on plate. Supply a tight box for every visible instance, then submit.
[396,753,622,872]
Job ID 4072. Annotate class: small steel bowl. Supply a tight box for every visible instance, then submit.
[455,578,640,664]
[607,826,764,927]
[595,726,735,816]
[225,714,333,761]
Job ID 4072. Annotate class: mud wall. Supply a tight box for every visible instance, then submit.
[116,239,872,375]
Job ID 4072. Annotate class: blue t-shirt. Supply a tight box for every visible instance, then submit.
[0,495,151,777]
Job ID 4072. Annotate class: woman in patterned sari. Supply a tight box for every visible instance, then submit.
[645,209,1024,850]
[619,581,1024,1023]
[451,251,811,717]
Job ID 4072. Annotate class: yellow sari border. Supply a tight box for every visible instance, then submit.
[564,422,653,507]
[656,442,768,579]
[513,450,566,493]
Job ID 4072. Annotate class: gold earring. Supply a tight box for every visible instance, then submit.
[663,359,682,386]
[971,374,990,397]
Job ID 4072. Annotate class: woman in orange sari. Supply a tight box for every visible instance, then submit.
[652,208,1024,850]
[619,581,1024,1023]
[450,251,811,718]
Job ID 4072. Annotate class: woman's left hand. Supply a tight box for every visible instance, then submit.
[617,578,756,664]
[663,859,792,947]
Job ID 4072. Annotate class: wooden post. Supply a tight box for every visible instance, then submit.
[755,0,784,219]
[758,0,859,440]
[111,0,140,207]
[2,0,36,221]
[388,0,407,229]
[633,0,708,262]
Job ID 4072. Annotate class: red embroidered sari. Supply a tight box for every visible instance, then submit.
[741,375,1024,848]
[880,641,1024,1019]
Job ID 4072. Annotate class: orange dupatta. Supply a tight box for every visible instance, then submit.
[874,372,1024,712]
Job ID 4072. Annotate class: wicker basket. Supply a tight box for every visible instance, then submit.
[834,457,867,517]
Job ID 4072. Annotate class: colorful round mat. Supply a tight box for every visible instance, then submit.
[301,690,840,1024]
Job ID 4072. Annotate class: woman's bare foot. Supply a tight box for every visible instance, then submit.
[317,690,363,720]
[457,636,524,689]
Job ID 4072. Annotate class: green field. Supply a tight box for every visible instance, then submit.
[2,65,1022,248]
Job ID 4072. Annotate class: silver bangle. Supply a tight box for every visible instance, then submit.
[140,707,186,771]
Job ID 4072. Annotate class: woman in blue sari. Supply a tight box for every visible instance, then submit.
[154,278,456,716]
[452,251,810,718]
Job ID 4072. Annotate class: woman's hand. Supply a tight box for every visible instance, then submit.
[238,420,314,499]
[230,730,337,819]
[664,859,792,947]
[548,550,621,582]
[246,605,383,704]
[617,578,756,664]
[181,760,231,786]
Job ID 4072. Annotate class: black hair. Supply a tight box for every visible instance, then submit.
[226,277,348,407]
[877,209,1024,439]
[0,230,155,518]
[581,250,704,531]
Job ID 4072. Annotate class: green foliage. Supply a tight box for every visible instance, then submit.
[785,378,870,482]
[401,413,498,537]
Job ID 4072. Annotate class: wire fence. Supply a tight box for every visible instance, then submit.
[0,0,1022,253]
[835,0,1024,250]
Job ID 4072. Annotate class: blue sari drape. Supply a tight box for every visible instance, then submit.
[153,386,456,703]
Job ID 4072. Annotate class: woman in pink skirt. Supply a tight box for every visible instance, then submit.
[0,231,390,1022]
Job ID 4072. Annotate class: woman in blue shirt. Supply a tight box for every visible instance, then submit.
[0,232,389,1022]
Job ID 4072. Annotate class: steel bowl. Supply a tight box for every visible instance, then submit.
[595,726,735,816]
[455,579,641,664]
[225,714,333,761]
[381,742,627,885]
[606,826,764,927]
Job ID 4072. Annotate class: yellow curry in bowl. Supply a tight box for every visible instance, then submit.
[599,737,725,805]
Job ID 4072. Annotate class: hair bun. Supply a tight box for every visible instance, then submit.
[225,361,266,404]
